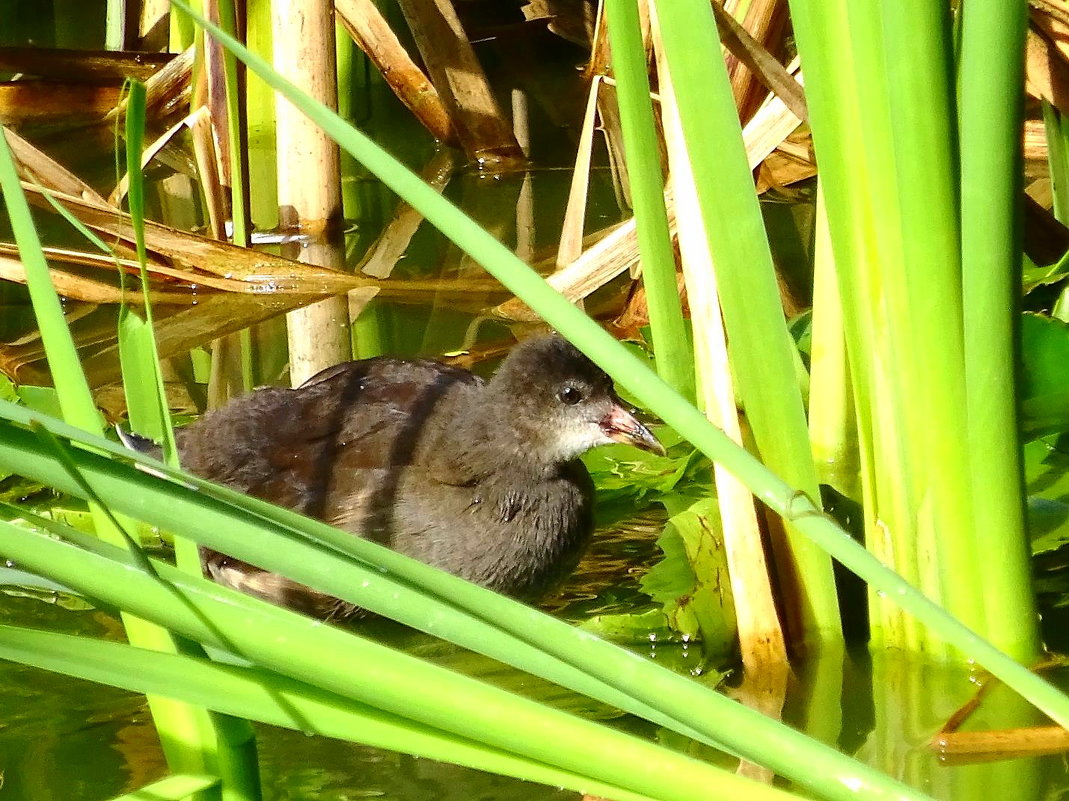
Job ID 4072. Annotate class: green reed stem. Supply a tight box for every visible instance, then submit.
[215,0,250,249]
[107,773,219,801]
[603,0,694,400]
[807,189,860,501]
[784,0,1039,658]
[0,125,231,799]
[957,0,1039,662]
[122,81,180,463]
[652,0,840,643]
[882,1,981,648]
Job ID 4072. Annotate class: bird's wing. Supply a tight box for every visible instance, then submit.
[178,358,480,519]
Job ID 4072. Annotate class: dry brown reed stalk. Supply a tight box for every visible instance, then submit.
[720,0,790,123]
[543,0,803,320]
[0,84,123,126]
[1027,4,1069,114]
[589,0,660,207]
[188,5,252,407]
[3,128,109,205]
[0,253,197,305]
[0,226,502,303]
[202,0,243,197]
[108,107,208,207]
[0,257,506,391]
[105,46,194,124]
[0,291,324,389]
[272,0,352,384]
[520,0,598,48]
[0,47,174,82]
[189,108,229,239]
[931,658,1069,762]
[334,0,458,146]
[0,43,184,128]
[934,725,1069,762]
[712,1,806,122]
[21,183,355,286]
[397,0,525,167]
[512,89,535,263]
[1026,119,1053,166]
[139,0,171,49]
[557,75,604,272]
[492,63,806,322]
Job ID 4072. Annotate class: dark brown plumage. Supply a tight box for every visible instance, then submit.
[174,334,663,618]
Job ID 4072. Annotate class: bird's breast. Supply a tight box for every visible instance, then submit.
[383,465,594,600]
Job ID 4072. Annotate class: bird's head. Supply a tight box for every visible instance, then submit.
[487,334,665,464]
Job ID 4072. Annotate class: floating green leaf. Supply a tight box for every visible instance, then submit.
[1021,313,1069,440]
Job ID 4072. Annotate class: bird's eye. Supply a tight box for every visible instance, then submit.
[558,386,584,405]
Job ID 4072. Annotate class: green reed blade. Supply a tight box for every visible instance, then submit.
[0,403,990,800]
[1,123,232,800]
[0,623,676,801]
[0,524,804,801]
